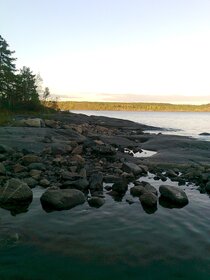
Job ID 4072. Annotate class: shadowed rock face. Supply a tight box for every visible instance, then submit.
[40,187,86,212]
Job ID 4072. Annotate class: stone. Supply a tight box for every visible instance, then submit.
[13,163,26,173]
[22,155,41,164]
[22,177,38,188]
[112,180,128,195]
[28,163,46,171]
[139,192,158,207]
[40,187,85,211]
[29,169,42,180]
[130,185,146,197]
[159,185,189,206]
[205,181,210,193]
[122,162,142,176]
[88,197,105,208]
[92,145,116,155]
[39,178,50,187]
[17,118,43,127]
[72,145,83,155]
[44,119,59,128]
[0,163,6,175]
[89,172,103,191]
[62,178,89,191]
[0,178,33,204]
[0,144,14,154]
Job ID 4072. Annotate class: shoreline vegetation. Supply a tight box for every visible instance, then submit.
[55,101,210,112]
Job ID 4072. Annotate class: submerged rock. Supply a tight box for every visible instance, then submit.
[40,187,85,211]
[159,185,189,206]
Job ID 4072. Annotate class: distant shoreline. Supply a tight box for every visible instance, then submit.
[54,101,210,112]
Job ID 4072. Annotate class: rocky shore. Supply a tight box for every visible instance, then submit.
[0,111,210,215]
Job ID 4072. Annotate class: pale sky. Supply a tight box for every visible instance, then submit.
[1,0,210,104]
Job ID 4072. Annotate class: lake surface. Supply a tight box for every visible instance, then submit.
[1,111,210,279]
[72,110,210,140]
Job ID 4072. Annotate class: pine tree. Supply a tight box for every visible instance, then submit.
[0,35,16,107]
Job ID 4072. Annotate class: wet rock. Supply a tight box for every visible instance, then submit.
[0,178,33,204]
[159,185,189,206]
[0,144,14,154]
[13,163,26,173]
[29,169,42,180]
[0,163,6,175]
[122,161,142,176]
[62,178,89,191]
[40,187,85,211]
[199,132,210,136]
[130,185,146,197]
[22,154,41,164]
[89,172,103,192]
[88,196,105,208]
[22,177,38,188]
[39,178,50,187]
[28,162,46,171]
[103,175,122,183]
[112,180,128,195]
[139,192,158,207]
[205,181,210,193]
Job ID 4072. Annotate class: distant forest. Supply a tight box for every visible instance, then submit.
[56,101,210,112]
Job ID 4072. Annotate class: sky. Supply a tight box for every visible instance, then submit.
[1,0,210,104]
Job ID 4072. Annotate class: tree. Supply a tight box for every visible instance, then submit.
[15,66,40,108]
[0,35,16,107]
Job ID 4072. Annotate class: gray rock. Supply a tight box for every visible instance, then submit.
[139,192,158,207]
[39,178,50,187]
[40,187,85,211]
[28,163,46,171]
[130,185,146,197]
[159,185,189,206]
[0,163,6,175]
[22,177,38,188]
[205,181,210,193]
[22,154,41,164]
[89,172,103,191]
[112,180,128,194]
[122,162,142,176]
[88,197,105,208]
[0,144,14,154]
[17,118,43,127]
[62,178,89,191]
[0,178,33,204]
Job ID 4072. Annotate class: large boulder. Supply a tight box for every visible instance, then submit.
[159,185,189,206]
[0,178,33,204]
[131,182,157,197]
[89,172,103,192]
[122,162,142,176]
[112,180,128,195]
[40,187,85,211]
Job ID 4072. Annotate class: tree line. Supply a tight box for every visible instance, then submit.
[57,101,210,112]
[0,35,51,111]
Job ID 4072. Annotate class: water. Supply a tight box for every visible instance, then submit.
[1,111,210,279]
[72,110,210,140]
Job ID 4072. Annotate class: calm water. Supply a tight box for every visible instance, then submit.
[73,110,210,140]
[1,111,210,279]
